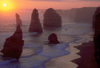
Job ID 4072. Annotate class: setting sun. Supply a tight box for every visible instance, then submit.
[3,4,6,7]
[0,0,15,12]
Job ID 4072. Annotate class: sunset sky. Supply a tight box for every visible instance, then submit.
[0,0,100,11]
[14,0,100,9]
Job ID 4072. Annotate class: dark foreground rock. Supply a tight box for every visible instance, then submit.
[92,7,100,29]
[1,25,24,59]
[16,13,22,26]
[72,41,99,68]
[93,7,100,66]
[43,8,62,27]
[29,9,43,33]
[48,33,60,44]
[93,7,100,48]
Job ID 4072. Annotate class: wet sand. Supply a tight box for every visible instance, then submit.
[44,43,81,68]
[72,41,99,68]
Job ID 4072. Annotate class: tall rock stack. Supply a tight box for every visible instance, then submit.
[1,25,24,59]
[29,9,43,33]
[43,8,62,27]
[16,13,22,26]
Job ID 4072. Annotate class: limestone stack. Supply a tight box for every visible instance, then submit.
[29,9,43,33]
[1,25,24,59]
[43,8,62,27]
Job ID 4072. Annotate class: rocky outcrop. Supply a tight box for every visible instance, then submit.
[48,33,60,44]
[92,7,100,29]
[16,13,22,26]
[29,9,43,33]
[1,25,24,59]
[43,8,62,27]
[74,7,96,23]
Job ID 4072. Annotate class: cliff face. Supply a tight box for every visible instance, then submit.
[74,7,96,23]
[29,9,43,33]
[43,8,62,27]
[1,25,24,59]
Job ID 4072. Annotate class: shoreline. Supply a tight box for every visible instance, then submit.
[44,43,81,68]
[72,41,99,68]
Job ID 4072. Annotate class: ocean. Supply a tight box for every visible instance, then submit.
[0,9,93,68]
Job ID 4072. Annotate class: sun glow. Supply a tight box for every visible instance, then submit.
[0,0,15,12]
[3,4,6,7]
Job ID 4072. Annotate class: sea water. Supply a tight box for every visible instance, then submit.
[0,9,93,68]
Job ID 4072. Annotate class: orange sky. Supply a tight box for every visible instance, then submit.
[0,0,100,10]
[14,0,100,9]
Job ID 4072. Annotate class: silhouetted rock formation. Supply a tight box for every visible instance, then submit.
[1,25,24,59]
[16,13,22,26]
[29,9,43,33]
[48,33,60,44]
[43,8,62,27]
[92,7,100,29]
[93,7,100,48]
[93,7,100,66]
